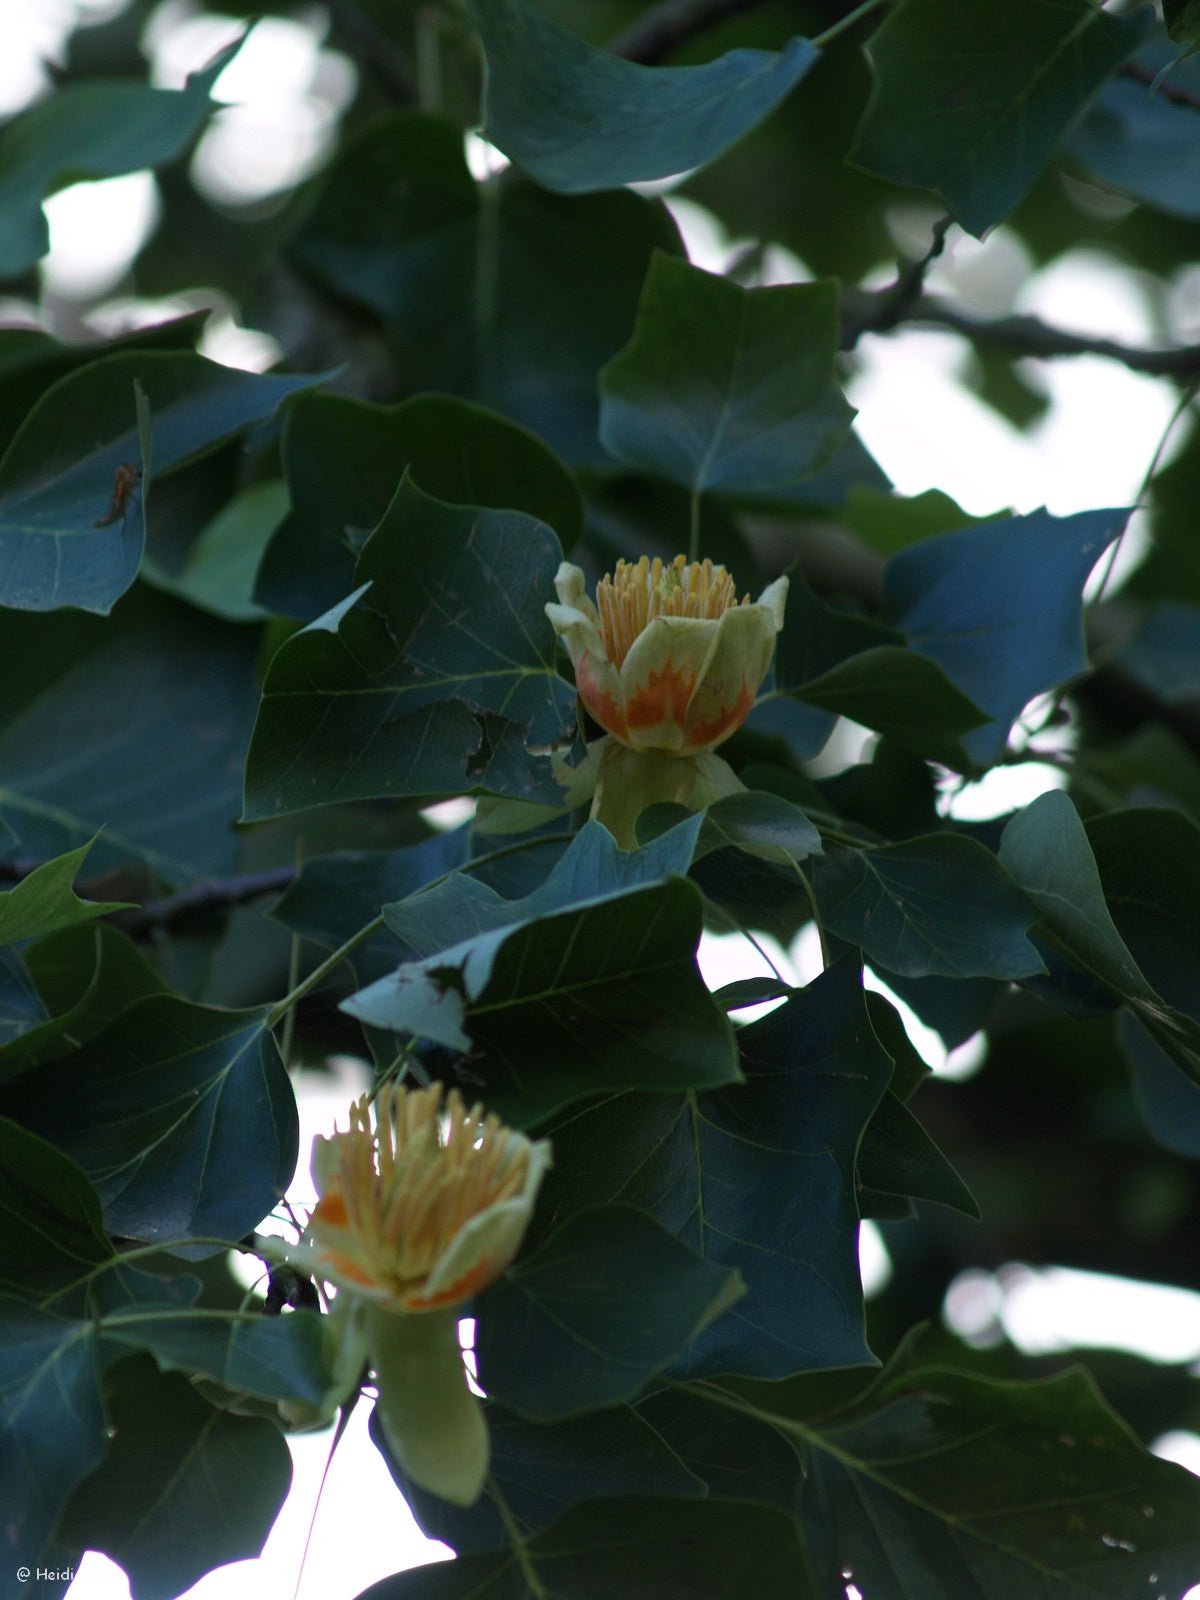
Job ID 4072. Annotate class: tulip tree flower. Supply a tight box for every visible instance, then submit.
[544,555,788,847]
[269,1082,551,1505]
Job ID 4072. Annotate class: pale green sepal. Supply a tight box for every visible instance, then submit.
[592,744,745,850]
[366,1303,489,1505]
[473,737,606,835]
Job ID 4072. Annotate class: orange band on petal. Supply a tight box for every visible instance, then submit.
[403,1256,499,1312]
[681,677,757,751]
[625,660,696,732]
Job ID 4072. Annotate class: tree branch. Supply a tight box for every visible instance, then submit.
[842,286,1200,378]
[114,867,299,936]
[840,217,953,350]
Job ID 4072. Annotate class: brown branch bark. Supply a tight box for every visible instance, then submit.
[610,0,775,64]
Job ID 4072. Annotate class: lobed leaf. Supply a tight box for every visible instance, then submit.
[470,0,819,194]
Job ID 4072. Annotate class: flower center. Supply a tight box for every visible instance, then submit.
[310,1083,530,1297]
[595,555,747,669]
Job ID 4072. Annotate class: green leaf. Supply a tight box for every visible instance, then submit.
[0,351,326,615]
[0,1118,112,1292]
[884,507,1129,766]
[857,1090,980,1218]
[243,477,577,819]
[469,0,819,194]
[143,478,287,622]
[638,790,823,864]
[1165,0,1200,44]
[0,36,244,278]
[361,1497,812,1598]
[794,646,986,772]
[290,113,682,466]
[999,795,1200,1082]
[1118,601,1200,704]
[599,254,854,494]
[0,1297,109,1572]
[0,998,297,1252]
[0,947,47,1047]
[270,832,469,981]
[851,0,1153,236]
[533,959,891,1378]
[381,1403,707,1554]
[799,1362,1200,1597]
[384,817,702,953]
[58,1359,292,1600]
[0,921,169,1080]
[1065,42,1200,221]
[812,834,1044,980]
[477,1206,744,1421]
[0,608,261,884]
[99,1306,330,1405]
[345,878,739,1125]
[256,391,584,619]
[0,841,123,946]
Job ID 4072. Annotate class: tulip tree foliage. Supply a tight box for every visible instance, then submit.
[8,0,1200,1594]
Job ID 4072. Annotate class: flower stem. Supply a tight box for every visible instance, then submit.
[688,482,702,564]
[490,1476,548,1598]
[265,915,385,1031]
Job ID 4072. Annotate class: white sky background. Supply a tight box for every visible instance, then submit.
[5,2,1196,1595]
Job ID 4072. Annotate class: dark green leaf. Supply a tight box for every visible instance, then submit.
[801,1362,1200,1598]
[1066,44,1200,219]
[291,113,682,465]
[852,0,1152,235]
[794,646,986,771]
[0,946,47,1047]
[1165,0,1200,44]
[1118,601,1200,704]
[0,351,325,614]
[884,507,1128,765]
[0,38,242,278]
[143,479,287,623]
[243,477,577,819]
[0,609,260,884]
[99,1305,330,1405]
[478,1205,744,1420]
[0,1119,112,1292]
[257,391,584,619]
[58,1359,291,1600]
[599,255,854,493]
[345,878,739,1125]
[359,1497,812,1599]
[271,832,469,981]
[383,1402,705,1554]
[470,0,819,193]
[812,834,1044,980]
[1000,795,1200,1082]
[0,1297,108,1573]
[0,998,296,1252]
[533,959,891,1378]
[0,922,169,1079]
[0,842,122,946]
[384,816,701,953]
[857,1090,980,1217]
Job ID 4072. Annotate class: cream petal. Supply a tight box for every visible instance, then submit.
[616,613,719,753]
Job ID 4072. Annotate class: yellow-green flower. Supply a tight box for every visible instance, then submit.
[546,555,787,755]
[284,1083,550,1504]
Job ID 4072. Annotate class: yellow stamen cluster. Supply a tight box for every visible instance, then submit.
[595,555,748,668]
[311,1083,529,1298]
